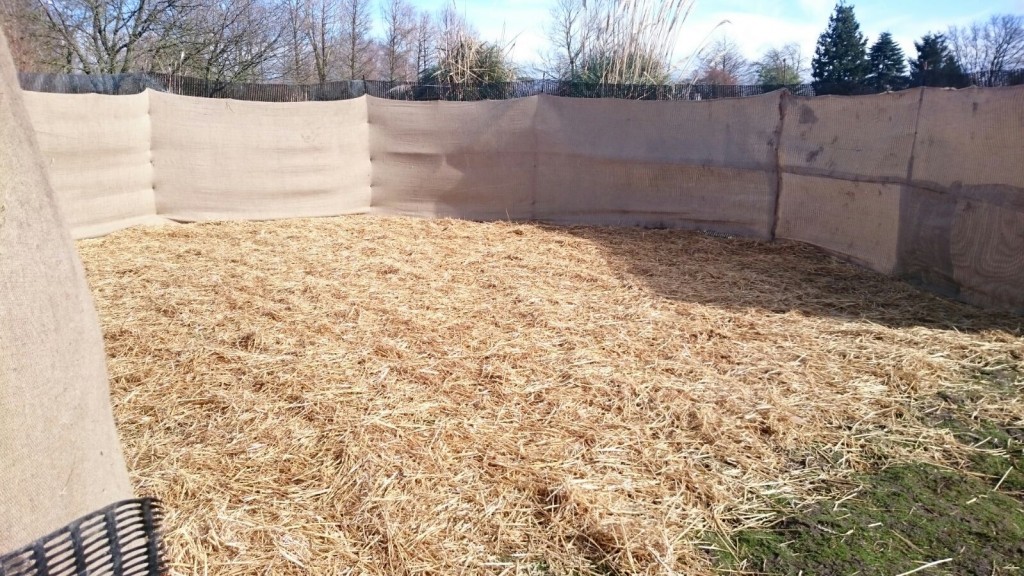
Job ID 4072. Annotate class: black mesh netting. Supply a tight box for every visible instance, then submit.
[0,499,165,576]
[17,69,1023,102]
[15,74,815,101]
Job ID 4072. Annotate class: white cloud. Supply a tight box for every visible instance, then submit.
[453,0,550,70]
[675,11,822,72]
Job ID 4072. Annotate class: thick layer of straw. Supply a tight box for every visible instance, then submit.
[77,217,1023,575]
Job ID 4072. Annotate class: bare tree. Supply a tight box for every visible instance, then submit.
[431,1,464,81]
[412,9,435,79]
[752,43,805,86]
[277,0,312,82]
[435,1,467,62]
[305,0,342,82]
[381,0,415,81]
[153,0,283,83]
[0,0,64,70]
[544,0,593,80]
[17,0,286,81]
[339,0,373,79]
[948,14,1024,84]
[33,0,192,74]
[695,36,749,85]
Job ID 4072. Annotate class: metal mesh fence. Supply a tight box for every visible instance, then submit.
[17,70,1024,102]
[17,73,812,101]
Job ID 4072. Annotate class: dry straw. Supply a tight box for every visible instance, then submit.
[77,216,1023,575]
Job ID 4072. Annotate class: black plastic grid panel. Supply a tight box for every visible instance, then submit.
[0,498,165,576]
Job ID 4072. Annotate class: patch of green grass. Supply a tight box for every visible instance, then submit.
[939,418,1024,494]
[718,370,1024,576]
[932,374,1024,494]
[720,463,1024,575]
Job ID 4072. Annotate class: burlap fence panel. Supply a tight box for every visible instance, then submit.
[776,174,901,274]
[949,200,1024,311]
[780,90,919,181]
[0,30,132,552]
[900,86,1024,311]
[533,93,780,238]
[21,91,162,239]
[368,97,537,220]
[776,91,918,273]
[911,87,1024,189]
[151,91,371,221]
[896,186,959,297]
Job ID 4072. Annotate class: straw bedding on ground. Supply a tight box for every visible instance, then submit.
[76,216,1023,576]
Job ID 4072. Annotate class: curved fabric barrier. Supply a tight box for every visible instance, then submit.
[534,93,780,237]
[21,91,163,239]
[899,87,1024,310]
[775,90,921,274]
[369,97,538,221]
[12,77,1024,313]
[368,93,782,237]
[150,91,371,221]
[0,30,133,552]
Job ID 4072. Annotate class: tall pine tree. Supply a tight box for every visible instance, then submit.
[910,33,967,87]
[811,2,870,95]
[867,32,908,91]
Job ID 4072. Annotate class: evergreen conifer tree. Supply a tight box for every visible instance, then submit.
[811,2,870,95]
[867,32,908,91]
[910,33,967,87]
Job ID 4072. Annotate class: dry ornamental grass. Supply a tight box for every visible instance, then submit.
[76,216,1023,575]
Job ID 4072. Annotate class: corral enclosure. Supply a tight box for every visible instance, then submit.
[21,86,1024,312]
[3,21,1024,576]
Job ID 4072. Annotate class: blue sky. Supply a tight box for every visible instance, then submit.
[403,0,1024,78]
